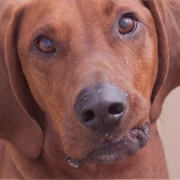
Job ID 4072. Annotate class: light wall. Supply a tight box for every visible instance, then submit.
[157,87,180,178]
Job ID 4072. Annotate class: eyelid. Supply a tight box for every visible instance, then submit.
[34,35,52,46]
[33,34,57,51]
[122,13,137,19]
[118,12,141,23]
[30,25,56,49]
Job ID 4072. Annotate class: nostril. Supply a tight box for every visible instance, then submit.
[108,103,125,115]
[74,84,127,131]
[82,110,95,122]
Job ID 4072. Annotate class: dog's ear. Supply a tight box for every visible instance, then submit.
[0,2,44,159]
[143,1,169,122]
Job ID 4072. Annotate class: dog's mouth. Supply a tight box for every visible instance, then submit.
[65,123,150,168]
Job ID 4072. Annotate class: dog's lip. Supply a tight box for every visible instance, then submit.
[66,123,150,168]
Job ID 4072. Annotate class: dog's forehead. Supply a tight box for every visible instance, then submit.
[27,0,143,17]
[24,0,144,32]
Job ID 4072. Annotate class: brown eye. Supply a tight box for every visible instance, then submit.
[118,16,137,34]
[37,37,56,53]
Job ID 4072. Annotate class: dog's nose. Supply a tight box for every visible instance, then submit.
[74,84,127,131]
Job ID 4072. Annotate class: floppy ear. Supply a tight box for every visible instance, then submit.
[0,2,44,159]
[143,1,169,122]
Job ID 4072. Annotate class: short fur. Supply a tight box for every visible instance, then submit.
[0,0,179,178]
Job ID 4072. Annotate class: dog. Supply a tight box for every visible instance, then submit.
[0,0,179,178]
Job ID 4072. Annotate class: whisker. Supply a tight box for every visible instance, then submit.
[158,112,170,137]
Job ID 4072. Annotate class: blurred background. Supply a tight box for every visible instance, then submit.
[157,87,180,178]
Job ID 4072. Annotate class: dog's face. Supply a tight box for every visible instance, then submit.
[17,0,158,166]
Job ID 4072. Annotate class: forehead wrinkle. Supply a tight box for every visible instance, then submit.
[104,0,117,15]
[25,0,80,39]
[104,0,143,16]
[28,0,79,23]
[30,22,67,39]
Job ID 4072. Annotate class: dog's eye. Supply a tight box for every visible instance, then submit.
[118,16,137,34]
[36,37,56,53]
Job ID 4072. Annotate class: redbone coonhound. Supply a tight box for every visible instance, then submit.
[0,0,179,178]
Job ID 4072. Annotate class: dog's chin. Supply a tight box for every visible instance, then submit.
[66,123,150,168]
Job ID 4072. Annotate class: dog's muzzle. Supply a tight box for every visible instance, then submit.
[66,84,150,167]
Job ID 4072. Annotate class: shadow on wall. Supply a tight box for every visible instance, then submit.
[157,87,180,178]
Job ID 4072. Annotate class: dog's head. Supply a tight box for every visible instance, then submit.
[0,0,168,166]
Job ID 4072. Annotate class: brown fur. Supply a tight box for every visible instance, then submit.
[0,0,179,178]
